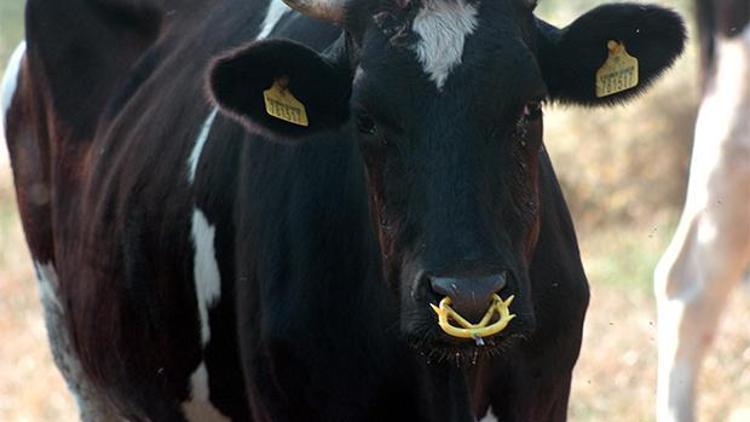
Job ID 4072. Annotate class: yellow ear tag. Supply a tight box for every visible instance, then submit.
[263,77,309,127]
[595,40,639,98]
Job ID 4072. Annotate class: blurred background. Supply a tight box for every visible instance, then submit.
[1,0,748,420]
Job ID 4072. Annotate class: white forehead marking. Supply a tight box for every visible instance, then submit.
[257,0,292,40]
[412,0,478,90]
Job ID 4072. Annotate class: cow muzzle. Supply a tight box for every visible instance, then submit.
[428,273,516,341]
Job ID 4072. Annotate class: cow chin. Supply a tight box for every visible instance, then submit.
[399,280,536,367]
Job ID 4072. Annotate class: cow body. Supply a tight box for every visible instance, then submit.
[3,0,684,420]
[654,1,750,421]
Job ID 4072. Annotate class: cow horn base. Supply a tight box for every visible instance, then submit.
[280,0,345,24]
[429,294,515,339]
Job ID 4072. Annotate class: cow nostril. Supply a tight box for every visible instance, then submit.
[429,272,508,322]
[429,277,457,298]
[429,272,508,297]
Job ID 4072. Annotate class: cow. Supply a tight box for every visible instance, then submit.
[2,0,685,420]
[654,0,750,421]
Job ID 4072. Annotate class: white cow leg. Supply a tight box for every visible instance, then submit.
[655,209,749,422]
[655,247,730,422]
[655,32,750,421]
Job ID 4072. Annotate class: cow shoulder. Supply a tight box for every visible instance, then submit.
[25,0,162,139]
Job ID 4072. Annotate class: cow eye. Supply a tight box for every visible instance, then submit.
[523,100,543,120]
[356,112,378,135]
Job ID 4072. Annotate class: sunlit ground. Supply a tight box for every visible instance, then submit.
[574,228,750,421]
[0,164,78,421]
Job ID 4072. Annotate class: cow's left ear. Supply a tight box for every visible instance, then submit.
[536,3,686,106]
[208,39,352,140]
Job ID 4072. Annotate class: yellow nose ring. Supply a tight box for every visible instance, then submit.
[429,294,516,339]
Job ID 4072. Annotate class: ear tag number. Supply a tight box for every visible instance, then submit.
[595,40,639,98]
[263,77,309,127]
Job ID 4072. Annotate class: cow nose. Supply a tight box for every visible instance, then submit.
[429,273,508,323]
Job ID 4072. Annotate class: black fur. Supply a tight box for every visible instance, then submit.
[8,0,685,420]
[537,3,686,106]
[209,39,352,139]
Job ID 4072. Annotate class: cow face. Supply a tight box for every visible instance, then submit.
[209,0,684,356]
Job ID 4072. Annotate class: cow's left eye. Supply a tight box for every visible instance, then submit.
[523,100,543,120]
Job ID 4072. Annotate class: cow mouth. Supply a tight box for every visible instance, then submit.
[429,294,516,343]
[406,327,528,367]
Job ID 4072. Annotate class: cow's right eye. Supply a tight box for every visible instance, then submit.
[356,113,378,135]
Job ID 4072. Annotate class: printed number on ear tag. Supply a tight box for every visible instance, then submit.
[263,77,309,127]
[596,40,639,98]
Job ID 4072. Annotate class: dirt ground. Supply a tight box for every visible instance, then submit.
[0,166,78,421]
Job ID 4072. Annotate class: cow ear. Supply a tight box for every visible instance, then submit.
[208,39,352,140]
[536,3,686,106]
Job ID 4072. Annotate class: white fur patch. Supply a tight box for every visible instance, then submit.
[478,406,498,422]
[412,0,478,90]
[1,41,26,133]
[187,108,218,184]
[34,260,62,310]
[654,26,750,422]
[182,363,230,422]
[182,210,228,421]
[191,208,222,345]
[33,260,120,419]
[257,0,292,40]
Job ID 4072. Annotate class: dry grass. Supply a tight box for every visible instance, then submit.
[571,281,750,421]
[0,166,77,421]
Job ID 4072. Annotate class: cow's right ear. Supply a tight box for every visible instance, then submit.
[535,3,686,106]
[208,39,352,140]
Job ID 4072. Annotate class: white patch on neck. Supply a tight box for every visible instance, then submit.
[1,41,26,133]
[181,209,229,421]
[181,363,231,422]
[187,108,218,184]
[191,208,222,345]
[478,406,498,422]
[412,0,478,90]
[257,0,292,40]
[34,260,62,311]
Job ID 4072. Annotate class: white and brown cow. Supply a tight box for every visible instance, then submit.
[654,0,750,421]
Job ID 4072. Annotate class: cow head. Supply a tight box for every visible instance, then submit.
[208,0,684,358]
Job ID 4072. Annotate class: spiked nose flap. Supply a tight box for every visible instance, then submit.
[430,273,507,321]
[430,294,516,339]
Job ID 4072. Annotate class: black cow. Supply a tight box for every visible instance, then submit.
[2,0,684,420]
